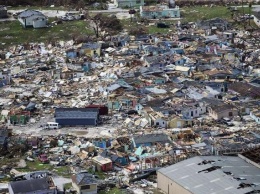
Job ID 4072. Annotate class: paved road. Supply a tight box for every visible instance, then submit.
[3,8,129,22]
[53,177,72,191]
[8,10,78,17]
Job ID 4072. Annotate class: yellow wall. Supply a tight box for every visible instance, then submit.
[157,172,192,194]
[84,48,101,57]
[81,184,97,194]
[72,182,97,194]
[168,118,192,128]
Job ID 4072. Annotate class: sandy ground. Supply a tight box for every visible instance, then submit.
[0,177,71,191]
[11,115,118,138]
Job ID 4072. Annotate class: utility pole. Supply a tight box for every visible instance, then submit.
[249,2,252,27]
[242,0,245,29]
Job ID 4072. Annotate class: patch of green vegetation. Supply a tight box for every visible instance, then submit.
[53,166,70,177]
[22,160,53,171]
[17,160,70,177]
[99,187,122,194]
[0,176,11,182]
[148,25,172,34]
[8,6,67,10]
[88,168,106,179]
[64,183,72,190]
[0,19,93,48]
[181,5,252,22]
[121,18,172,35]
[95,171,106,179]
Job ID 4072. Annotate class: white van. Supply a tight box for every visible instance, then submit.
[44,122,59,129]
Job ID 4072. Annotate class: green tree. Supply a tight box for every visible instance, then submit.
[87,13,122,38]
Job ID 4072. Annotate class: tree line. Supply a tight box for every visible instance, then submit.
[0,0,95,6]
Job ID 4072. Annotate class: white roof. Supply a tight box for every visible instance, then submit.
[47,122,58,124]
[175,66,190,72]
[1,110,9,116]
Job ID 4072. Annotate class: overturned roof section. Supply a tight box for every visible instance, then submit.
[158,156,260,194]
[133,133,172,145]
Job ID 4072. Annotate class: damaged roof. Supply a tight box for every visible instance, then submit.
[9,178,53,193]
[72,172,98,186]
[18,10,46,18]
[158,156,260,194]
[133,133,172,145]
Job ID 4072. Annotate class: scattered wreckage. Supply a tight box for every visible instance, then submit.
[0,11,260,194]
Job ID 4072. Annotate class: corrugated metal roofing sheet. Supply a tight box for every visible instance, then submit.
[158,156,260,194]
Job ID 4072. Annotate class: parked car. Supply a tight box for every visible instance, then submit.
[240,14,254,20]
[38,154,49,164]
[67,15,74,21]
[60,16,68,21]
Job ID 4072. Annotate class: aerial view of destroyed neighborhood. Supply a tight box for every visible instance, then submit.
[0,0,260,193]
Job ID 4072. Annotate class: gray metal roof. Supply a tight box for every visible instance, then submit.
[55,108,98,119]
[18,10,45,18]
[10,178,51,193]
[0,5,7,11]
[158,156,260,194]
[75,173,98,185]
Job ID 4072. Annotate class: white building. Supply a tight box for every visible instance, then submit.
[250,109,260,124]
[18,10,47,28]
[181,102,207,119]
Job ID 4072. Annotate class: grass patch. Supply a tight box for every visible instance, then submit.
[121,18,173,35]
[24,161,53,171]
[8,6,68,11]
[0,19,93,48]
[181,5,252,22]
[64,183,72,190]
[95,171,106,179]
[148,25,172,34]
[121,6,255,35]
[88,168,106,179]
[99,187,122,194]
[53,166,71,177]
[17,160,70,177]
[0,176,11,182]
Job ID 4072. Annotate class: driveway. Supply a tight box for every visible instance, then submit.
[52,176,72,191]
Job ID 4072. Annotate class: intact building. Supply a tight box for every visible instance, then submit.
[114,0,144,8]
[18,10,47,28]
[140,5,180,19]
[72,172,98,194]
[157,156,260,194]
[55,108,100,126]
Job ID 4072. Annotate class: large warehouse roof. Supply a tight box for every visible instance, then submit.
[55,108,99,119]
[158,156,260,194]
